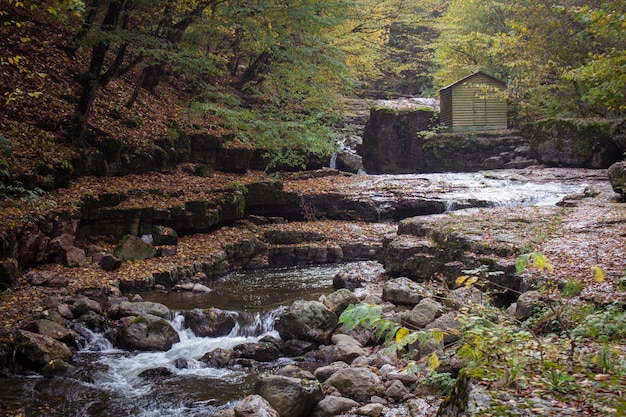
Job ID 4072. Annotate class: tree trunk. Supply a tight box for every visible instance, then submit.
[68,0,127,144]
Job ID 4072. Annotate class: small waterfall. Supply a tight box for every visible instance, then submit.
[230,308,285,337]
[329,153,338,169]
[74,322,115,352]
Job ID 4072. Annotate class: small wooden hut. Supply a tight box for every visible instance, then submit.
[438,71,507,133]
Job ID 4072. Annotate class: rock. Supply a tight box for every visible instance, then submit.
[152,225,179,246]
[514,291,544,320]
[276,300,338,345]
[64,247,87,267]
[310,396,358,417]
[0,257,19,289]
[382,277,429,306]
[313,361,350,383]
[138,367,174,379]
[335,151,363,174]
[117,314,180,351]
[114,235,157,262]
[256,374,324,417]
[15,329,73,367]
[233,341,280,362]
[445,286,487,310]
[323,367,384,402]
[41,359,76,378]
[234,395,280,417]
[361,107,434,174]
[100,253,122,271]
[331,339,368,364]
[22,319,75,347]
[173,282,211,292]
[529,118,622,168]
[118,300,171,319]
[406,298,445,328]
[78,310,106,332]
[282,339,317,357]
[26,269,69,288]
[46,233,74,259]
[71,297,103,316]
[385,379,408,401]
[333,270,362,291]
[355,403,384,417]
[608,161,626,199]
[182,308,236,337]
[201,347,233,367]
[425,312,461,345]
[322,289,359,315]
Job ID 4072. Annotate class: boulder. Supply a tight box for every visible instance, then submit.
[310,396,359,417]
[117,314,180,351]
[26,269,69,288]
[331,339,368,364]
[182,307,236,337]
[71,297,103,316]
[64,247,87,267]
[201,347,233,367]
[118,300,171,319]
[405,298,445,329]
[22,319,75,347]
[445,286,487,310]
[152,225,178,246]
[335,151,363,174]
[256,374,324,417]
[100,253,122,271]
[529,118,622,168]
[276,300,338,344]
[361,107,434,174]
[322,289,359,315]
[355,403,384,417]
[514,291,544,320]
[425,312,461,345]
[323,367,384,402]
[234,395,280,417]
[313,361,350,383]
[385,379,408,401]
[333,270,362,291]
[608,161,625,199]
[15,329,73,367]
[114,235,157,262]
[0,257,19,289]
[233,341,280,362]
[41,359,76,377]
[382,277,430,306]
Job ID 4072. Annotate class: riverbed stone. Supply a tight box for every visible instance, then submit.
[117,314,180,351]
[15,329,73,367]
[445,286,487,310]
[405,298,445,329]
[385,379,408,401]
[22,319,75,347]
[256,374,324,417]
[118,300,171,319]
[323,367,384,402]
[313,361,350,382]
[26,269,69,288]
[322,289,359,315]
[425,312,461,344]
[152,225,178,246]
[333,270,362,290]
[114,235,157,261]
[71,296,103,316]
[355,402,384,417]
[201,347,234,367]
[234,395,280,417]
[233,341,280,362]
[382,277,430,306]
[608,161,625,199]
[331,339,368,364]
[514,290,544,320]
[310,395,359,417]
[276,300,338,345]
[182,307,236,337]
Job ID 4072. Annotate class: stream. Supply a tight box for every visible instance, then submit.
[0,170,600,417]
[0,263,370,417]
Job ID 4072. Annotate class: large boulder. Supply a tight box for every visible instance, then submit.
[529,118,622,168]
[276,300,338,344]
[323,367,384,402]
[382,277,430,306]
[233,341,280,362]
[22,319,75,347]
[117,301,171,319]
[256,374,324,417]
[361,107,434,174]
[114,235,157,262]
[15,329,73,367]
[608,161,626,199]
[334,151,363,174]
[117,314,180,351]
[322,289,359,315]
[182,307,236,337]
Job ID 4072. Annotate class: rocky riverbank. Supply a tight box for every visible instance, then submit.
[0,166,625,417]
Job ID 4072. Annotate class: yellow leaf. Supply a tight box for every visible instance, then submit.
[455,275,470,286]
[427,352,440,371]
[395,327,410,343]
[431,329,445,344]
[464,276,478,288]
[591,266,604,283]
[28,91,42,98]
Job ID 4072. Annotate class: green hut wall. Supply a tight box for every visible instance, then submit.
[439,71,508,133]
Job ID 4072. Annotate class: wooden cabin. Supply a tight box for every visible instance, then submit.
[439,71,507,133]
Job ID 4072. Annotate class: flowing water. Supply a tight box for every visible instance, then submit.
[0,263,368,417]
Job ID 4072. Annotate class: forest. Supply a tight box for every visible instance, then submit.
[1,0,625,183]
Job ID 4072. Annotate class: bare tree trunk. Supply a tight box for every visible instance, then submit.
[69,0,127,144]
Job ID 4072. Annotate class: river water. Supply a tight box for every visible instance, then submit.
[0,170,600,416]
